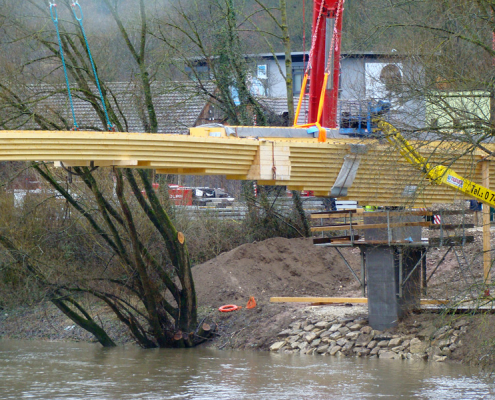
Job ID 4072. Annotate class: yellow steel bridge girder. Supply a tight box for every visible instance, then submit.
[0,129,492,208]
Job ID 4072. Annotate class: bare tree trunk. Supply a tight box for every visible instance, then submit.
[490,89,495,134]
[0,233,116,347]
[225,0,267,126]
[52,297,116,347]
[135,169,198,344]
[103,0,158,132]
[292,190,311,237]
[280,0,295,125]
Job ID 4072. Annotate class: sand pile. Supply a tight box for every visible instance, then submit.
[193,237,361,307]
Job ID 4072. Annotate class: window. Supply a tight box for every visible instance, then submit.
[293,67,306,96]
[257,64,268,80]
[186,65,210,81]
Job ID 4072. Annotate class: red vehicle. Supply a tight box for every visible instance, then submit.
[144,184,234,206]
[167,184,193,206]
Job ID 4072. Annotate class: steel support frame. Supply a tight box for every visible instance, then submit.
[333,247,365,294]
[398,248,428,297]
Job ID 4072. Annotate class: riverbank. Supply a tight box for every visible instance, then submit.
[2,236,495,369]
[0,301,134,345]
[1,298,495,369]
[200,300,495,369]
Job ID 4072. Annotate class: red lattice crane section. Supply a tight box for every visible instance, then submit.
[295,0,344,136]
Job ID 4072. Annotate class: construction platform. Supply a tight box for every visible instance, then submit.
[310,209,478,330]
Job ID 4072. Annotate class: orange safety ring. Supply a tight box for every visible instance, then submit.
[218,304,240,313]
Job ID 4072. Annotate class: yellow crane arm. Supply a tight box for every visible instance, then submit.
[376,120,495,208]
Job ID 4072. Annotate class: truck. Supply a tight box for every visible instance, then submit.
[145,184,234,206]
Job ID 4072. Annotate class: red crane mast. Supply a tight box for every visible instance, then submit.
[301,0,344,131]
[308,0,344,128]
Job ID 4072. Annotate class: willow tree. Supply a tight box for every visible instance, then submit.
[0,0,204,348]
[33,164,200,348]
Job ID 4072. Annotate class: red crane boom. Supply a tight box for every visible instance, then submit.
[307,0,344,129]
[193,0,344,143]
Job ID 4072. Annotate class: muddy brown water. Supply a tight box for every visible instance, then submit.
[0,340,493,399]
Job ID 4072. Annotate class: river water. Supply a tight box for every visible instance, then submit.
[0,340,494,399]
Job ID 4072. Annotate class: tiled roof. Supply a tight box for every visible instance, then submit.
[0,80,312,133]
[0,81,214,134]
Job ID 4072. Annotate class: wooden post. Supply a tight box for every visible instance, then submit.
[482,161,491,284]
[421,249,427,296]
[360,248,366,297]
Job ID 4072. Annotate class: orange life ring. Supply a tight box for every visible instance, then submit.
[218,304,240,312]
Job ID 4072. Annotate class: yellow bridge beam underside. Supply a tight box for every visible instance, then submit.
[269,297,449,305]
[1,129,493,207]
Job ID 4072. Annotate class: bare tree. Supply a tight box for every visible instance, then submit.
[153,0,273,125]
[0,1,205,348]
[361,1,495,148]
[247,0,295,124]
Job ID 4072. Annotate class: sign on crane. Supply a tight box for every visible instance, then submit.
[378,119,495,208]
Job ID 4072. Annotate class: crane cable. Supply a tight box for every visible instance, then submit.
[295,0,342,127]
[300,0,307,125]
[71,1,114,131]
[324,0,345,74]
[302,0,306,69]
[294,0,324,126]
[317,0,345,126]
[50,2,79,130]
[294,0,345,129]
[304,0,326,74]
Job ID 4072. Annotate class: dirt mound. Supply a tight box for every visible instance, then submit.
[193,237,361,307]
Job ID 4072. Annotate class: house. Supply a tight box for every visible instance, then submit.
[0,51,425,135]
[187,51,426,131]
[425,90,490,131]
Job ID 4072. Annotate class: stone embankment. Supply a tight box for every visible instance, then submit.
[269,316,469,362]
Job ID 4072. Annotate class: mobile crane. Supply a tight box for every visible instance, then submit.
[302,1,494,207]
[294,0,390,138]
[377,119,495,208]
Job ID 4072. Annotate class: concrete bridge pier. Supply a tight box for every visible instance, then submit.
[360,213,427,330]
[363,245,425,330]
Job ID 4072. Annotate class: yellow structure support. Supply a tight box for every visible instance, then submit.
[293,73,308,125]
[316,73,329,126]
[270,297,449,305]
[0,128,493,208]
